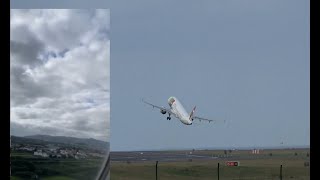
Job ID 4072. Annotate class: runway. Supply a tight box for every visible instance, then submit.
[110,151,220,162]
[110,149,291,163]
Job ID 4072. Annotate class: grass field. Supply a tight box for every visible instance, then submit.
[11,151,105,180]
[111,149,310,180]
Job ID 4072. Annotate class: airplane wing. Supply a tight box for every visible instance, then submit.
[142,99,173,114]
[193,116,226,123]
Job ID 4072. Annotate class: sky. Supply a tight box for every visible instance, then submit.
[110,0,310,151]
[10,9,110,142]
[10,0,110,8]
[9,1,310,151]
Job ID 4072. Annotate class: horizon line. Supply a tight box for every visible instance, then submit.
[110,145,310,152]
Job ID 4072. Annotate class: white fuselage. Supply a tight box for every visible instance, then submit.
[168,97,192,125]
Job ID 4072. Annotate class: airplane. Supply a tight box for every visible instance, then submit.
[142,96,222,125]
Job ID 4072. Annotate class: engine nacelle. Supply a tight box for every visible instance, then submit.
[160,109,166,114]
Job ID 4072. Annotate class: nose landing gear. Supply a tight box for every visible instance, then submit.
[167,114,171,120]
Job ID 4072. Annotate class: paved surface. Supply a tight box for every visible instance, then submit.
[110,150,280,163]
[110,151,221,162]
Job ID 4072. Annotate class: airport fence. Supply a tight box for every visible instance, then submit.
[111,160,310,180]
[150,161,309,180]
[111,149,310,180]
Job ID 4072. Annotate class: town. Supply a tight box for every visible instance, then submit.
[11,143,106,159]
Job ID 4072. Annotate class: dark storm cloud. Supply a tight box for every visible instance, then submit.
[10,40,44,66]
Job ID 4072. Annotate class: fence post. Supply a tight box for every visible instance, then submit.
[156,161,158,180]
[280,165,282,180]
[218,162,220,180]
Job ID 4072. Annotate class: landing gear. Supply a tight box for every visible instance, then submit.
[167,114,171,120]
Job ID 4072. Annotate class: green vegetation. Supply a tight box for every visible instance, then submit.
[11,151,104,180]
[10,176,23,180]
[42,176,75,180]
[111,149,310,180]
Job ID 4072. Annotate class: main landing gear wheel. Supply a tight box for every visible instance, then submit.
[167,117,171,120]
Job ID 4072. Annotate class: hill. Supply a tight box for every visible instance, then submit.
[11,135,109,152]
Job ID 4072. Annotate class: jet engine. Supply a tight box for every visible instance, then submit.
[160,109,166,114]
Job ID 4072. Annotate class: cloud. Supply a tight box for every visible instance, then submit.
[10,9,110,141]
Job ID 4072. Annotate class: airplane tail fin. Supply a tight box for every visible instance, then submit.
[189,106,196,121]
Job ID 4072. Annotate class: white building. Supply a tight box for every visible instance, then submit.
[251,149,260,154]
[34,150,49,158]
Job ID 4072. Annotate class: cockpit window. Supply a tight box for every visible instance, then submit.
[168,97,175,106]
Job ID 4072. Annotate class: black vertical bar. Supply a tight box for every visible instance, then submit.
[156,161,158,180]
[218,163,220,180]
[96,154,110,180]
[280,165,282,180]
